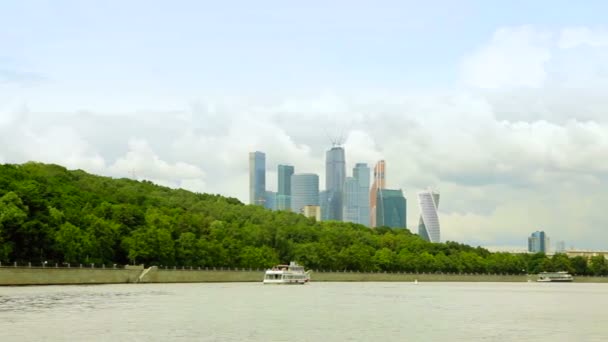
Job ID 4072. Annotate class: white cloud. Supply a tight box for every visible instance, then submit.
[558,27,608,49]
[461,26,552,89]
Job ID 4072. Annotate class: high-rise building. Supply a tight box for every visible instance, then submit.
[344,163,371,226]
[249,151,266,206]
[264,191,276,210]
[344,177,359,223]
[325,146,346,221]
[277,165,294,210]
[555,240,566,253]
[290,173,319,214]
[418,189,440,243]
[370,160,386,227]
[528,231,550,253]
[320,190,330,221]
[376,189,407,228]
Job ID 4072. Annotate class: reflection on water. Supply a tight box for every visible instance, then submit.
[0,282,607,341]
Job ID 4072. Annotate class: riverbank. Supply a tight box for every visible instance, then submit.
[2,266,608,285]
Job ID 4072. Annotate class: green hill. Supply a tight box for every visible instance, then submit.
[0,162,604,275]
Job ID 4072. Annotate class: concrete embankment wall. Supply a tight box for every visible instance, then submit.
[2,267,608,285]
[0,266,143,285]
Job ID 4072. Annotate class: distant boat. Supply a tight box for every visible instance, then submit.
[414,279,418,285]
[263,261,310,285]
[537,271,573,282]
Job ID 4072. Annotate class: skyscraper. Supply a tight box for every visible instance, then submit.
[370,160,386,227]
[264,191,277,210]
[320,190,330,221]
[376,189,407,228]
[344,177,358,223]
[249,151,266,206]
[290,173,319,214]
[325,146,346,221]
[344,163,371,226]
[528,231,549,253]
[418,189,440,243]
[277,165,294,210]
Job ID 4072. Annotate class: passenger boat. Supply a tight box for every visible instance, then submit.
[537,271,574,282]
[263,261,310,285]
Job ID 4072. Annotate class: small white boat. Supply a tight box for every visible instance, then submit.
[263,261,310,285]
[537,271,574,282]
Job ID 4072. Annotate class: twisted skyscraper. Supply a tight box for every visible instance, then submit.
[418,189,440,242]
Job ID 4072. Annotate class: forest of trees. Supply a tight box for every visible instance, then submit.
[0,162,607,276]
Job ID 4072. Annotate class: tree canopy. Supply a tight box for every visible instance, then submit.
[0,162,605,275]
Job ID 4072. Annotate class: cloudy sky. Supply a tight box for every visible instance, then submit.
[2,1,608,250]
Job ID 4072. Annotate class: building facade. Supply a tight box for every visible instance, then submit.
[325,146,346,221]
[344,177,359,223]
[264,191,276,210]
[418,189,440,243]
[277,164,294,210]
[303,205,321,221]
[344,163,371,226]
[320,190,330,221]
[528,231,549,253]
[370,160,386,227]
[290,173,319,214]
[249,151,266,206]
[376,189,406,228]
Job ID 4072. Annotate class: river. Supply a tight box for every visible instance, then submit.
[1,282,607,341]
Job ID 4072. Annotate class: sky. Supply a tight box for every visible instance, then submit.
[2,1,608,250]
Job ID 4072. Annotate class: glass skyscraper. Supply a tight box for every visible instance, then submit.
[248,151,266,206]
[290,173,319,214]
[376,189,406,228]
[277,165,294,210]
[418,189,440,243]
[528,231,549,253]
[325,146,345,221]
[344,163,370,226]
[370,160,386,227]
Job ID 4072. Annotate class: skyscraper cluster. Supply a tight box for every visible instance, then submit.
[248,145,440,239]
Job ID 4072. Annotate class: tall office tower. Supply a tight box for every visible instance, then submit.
[277,165,294,210]
[353,163,370,226]
[369,160,386,227]
[319,190,330,221]
[264,191,277,211]
[344,163,371,225]
[290,173,320,214]
[249,151,266,206]
[418,189,441,243]
[376,189,407,228]
[555,240,566,253]
[325,146,346,221]
[528,231,550,253]
[344,177,359,223]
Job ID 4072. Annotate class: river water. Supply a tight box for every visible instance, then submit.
[0,282,607,341]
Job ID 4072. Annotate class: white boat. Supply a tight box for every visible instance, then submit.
[263,261,310,285]
[537,271,574,282]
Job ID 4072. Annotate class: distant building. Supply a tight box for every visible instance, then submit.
[290,173,319,214]
[277,165,294,210]
[376,189,407,228]
[344,163,371,226]
[369,160,386,227]
[528,231,549,253]
[319,190,330,221]
[249,151,266,206]
[418,189,440,243]
[303,205,321,221]
[264,191,276,210]
[565,250,608,260]
[325,146,346,221]
[555,240,566,254]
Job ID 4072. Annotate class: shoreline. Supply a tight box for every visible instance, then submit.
[1,266,607,286]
